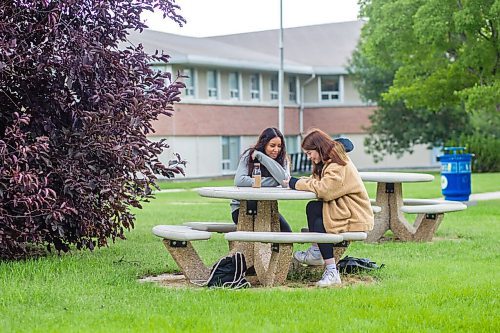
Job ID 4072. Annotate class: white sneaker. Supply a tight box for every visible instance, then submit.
[293,247,324,266]
[316,268,341,287]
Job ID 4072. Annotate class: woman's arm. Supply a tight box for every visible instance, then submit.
[252,150,289,184]
[234,152,280,187]
[234,153,253,186]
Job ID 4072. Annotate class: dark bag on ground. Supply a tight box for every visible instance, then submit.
[206,252,250,289]
[337,256,384,274]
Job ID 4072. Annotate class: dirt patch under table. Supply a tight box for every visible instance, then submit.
[138,272,376,289]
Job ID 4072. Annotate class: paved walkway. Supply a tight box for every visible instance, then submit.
[468,192,500,201]
[432,191,500,206]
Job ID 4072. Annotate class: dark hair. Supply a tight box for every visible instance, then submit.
[244,127,287,176]
[301,128,348,177]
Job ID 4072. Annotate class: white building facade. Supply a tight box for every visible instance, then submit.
[126,22,439,178]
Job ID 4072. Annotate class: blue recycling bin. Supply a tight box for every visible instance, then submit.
[438,147,472,201]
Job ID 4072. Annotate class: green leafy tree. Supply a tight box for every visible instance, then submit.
[350,0,499,163]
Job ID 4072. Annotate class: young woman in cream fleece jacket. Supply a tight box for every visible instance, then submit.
[287,128,374,287]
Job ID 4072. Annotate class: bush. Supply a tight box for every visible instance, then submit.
[447,134,500,172]
[0,0,186,259]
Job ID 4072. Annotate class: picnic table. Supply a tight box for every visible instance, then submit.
[359,171,466,242]
[197,186,316,285]
[359,172,433,241]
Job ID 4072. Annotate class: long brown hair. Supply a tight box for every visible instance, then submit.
[301,128,348,177]
[243,127,287,176]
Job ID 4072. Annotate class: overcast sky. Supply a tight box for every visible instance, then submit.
[142,0,361,37]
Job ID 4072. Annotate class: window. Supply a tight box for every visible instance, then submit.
[207,70,218,98]
[285,135,300,154]
[270,74,279,100]
[221,136,240,172]
[229,72,240,99]
[288,76,297,102]
[320,75,340,101]
[182,68,195,97]
[250,73,260,100]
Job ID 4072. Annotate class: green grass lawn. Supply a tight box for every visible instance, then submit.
[1,173,499,332]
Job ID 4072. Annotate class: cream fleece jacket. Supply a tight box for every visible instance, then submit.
[295,159,374,233]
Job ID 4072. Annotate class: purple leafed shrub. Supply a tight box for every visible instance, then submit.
[0,0,187,259]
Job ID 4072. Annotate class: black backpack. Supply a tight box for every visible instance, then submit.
[205,252,250,289]
[337,256,384,274]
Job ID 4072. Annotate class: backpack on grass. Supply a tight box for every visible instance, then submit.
[203,252,250,289]
[337,256,384,274]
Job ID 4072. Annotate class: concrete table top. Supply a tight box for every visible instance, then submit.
[197,186,317,201]
[360,171,434,183]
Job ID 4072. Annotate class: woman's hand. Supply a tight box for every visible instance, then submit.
[282,177,290,188]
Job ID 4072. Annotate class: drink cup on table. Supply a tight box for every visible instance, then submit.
[252,163,262,188]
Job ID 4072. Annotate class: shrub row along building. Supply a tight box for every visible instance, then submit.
[127,21,439,178]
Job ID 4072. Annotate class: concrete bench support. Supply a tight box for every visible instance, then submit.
[367,184,467,242]
[255,242,292,287]
[152,225,212,282]
[227,200,283,274]
[396,203,467,241]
